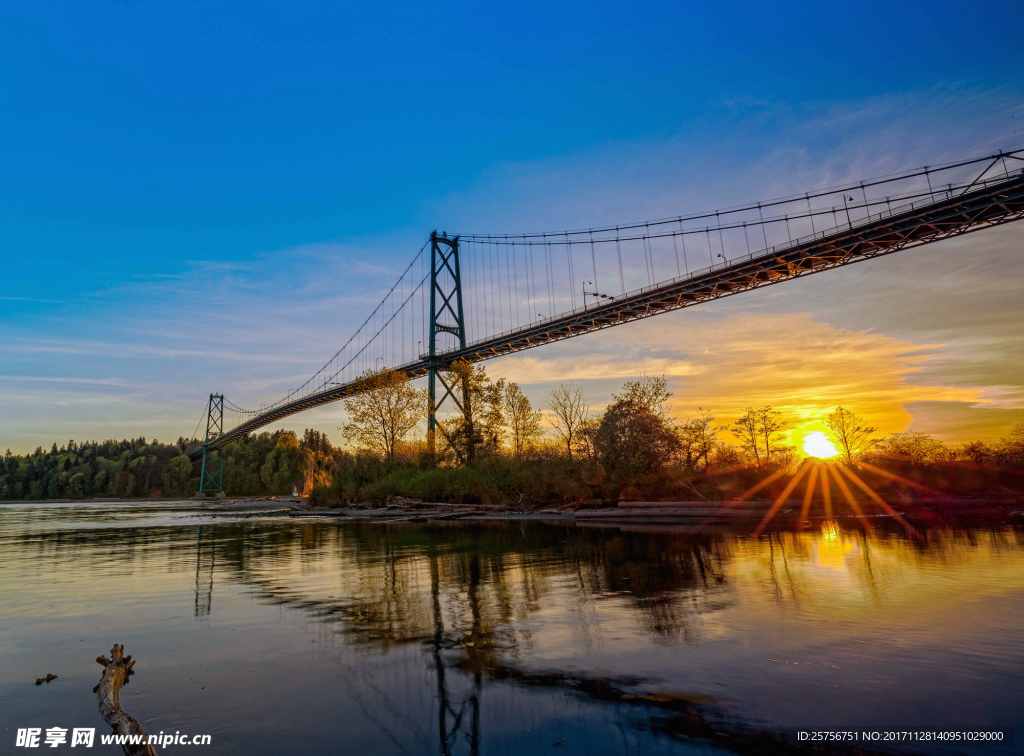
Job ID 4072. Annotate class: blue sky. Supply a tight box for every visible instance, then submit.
[2,1,1023,451]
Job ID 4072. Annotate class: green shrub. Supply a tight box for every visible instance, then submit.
[307,483,338,507]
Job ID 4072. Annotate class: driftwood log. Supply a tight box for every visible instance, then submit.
[95,644,157,756]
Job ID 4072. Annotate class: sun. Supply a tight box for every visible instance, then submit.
[802,431,839,459]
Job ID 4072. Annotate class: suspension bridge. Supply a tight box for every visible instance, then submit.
[188,149,1024,493]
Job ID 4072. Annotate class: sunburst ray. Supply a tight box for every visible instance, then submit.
[754,461,812,536]
[836,464,919,537]
[827,465,872,530]
[858,462,940,496]
[797,463,819,532]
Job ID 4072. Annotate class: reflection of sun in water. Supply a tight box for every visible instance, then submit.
[802,431,839,459]
[815,521,856,571]
[724,442,923,538]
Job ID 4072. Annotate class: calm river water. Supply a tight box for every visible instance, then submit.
[1,502,1022,755]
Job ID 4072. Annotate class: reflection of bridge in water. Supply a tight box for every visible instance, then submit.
[193,525,216,617]
[188,150,1024,493]
[176,517,1024,754]
[191,520,736,754]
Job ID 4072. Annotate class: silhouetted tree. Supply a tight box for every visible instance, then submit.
[677,409,720,472]
[825,406,876,464]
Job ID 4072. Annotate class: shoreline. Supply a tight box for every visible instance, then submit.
[4,495,1022,529]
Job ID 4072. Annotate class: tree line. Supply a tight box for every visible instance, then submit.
[2,362,1022,502]
[0,430,338,501]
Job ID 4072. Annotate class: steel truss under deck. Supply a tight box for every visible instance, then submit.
[189,170,1024,460]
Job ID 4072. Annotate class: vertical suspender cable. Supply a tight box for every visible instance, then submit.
[716,211,726,262]
[680,224,690,276]
[758,202,769,250]
[511,241,520,329]
[566,235,576,310]
[505,237,514,329]
[643,235,651,285]
[615,228,625,295]
[589,231,599,295]
[545,238,555,316]
[644,224,653,284]
[491,238,499,331]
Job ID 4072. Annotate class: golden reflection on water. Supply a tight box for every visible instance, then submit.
[815,521,856,572]
[2,503,1023,753]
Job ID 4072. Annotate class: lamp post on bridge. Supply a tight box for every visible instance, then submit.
[582,281,616,309]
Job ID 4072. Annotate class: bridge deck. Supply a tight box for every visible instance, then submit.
[190,171,1024,459]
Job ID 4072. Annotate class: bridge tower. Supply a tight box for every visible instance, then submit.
[198,393,224,495]
[427,231,469,454]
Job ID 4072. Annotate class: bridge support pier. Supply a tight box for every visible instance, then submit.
[198,393,224,495]
[426,231,469,456]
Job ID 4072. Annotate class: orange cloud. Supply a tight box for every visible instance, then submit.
[493,311,985,443]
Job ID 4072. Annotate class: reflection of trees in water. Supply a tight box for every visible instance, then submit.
[336,523,730,647]
[8,516,1023,754]
[207,521,731,652]
[199,522,737,754]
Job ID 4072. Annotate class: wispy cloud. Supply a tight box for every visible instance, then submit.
[494,311,982,440]
[0,296,63,303]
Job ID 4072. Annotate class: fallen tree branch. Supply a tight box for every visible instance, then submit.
[95,644,157,756]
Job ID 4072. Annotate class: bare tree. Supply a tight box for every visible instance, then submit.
[731,408,762,467]
[874,431,949,465]
[504,382,543,457]
[340,368,424,458]
[731,406,788,467]
[678,409,719,472]
[757,406,788,465]
[824,406,876,464]
[995,422,1024,466]
[546,383,588,459]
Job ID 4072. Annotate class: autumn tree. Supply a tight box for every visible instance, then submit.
[574,417,601,461]
[612,375,672,419]
[299,429,335,493]
[546,383,589,459]
[479,377,507,453]
[504,382,543,457]
[594,377,680,477]
[435,360,504,463]
[824,406,877,464]
[341,368,424,458]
